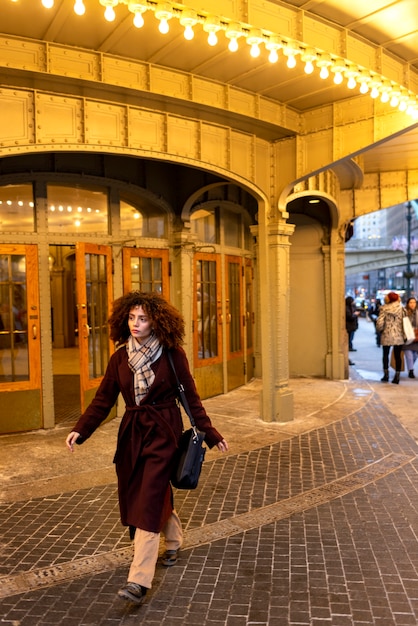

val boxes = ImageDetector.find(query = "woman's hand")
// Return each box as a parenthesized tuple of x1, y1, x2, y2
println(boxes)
(66, 431, 81, 452)
(216, 439, 228, 452)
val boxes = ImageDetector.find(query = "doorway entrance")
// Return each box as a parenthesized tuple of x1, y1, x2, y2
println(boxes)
(50, 243, 115, 423)
(50, 245, 80, 425)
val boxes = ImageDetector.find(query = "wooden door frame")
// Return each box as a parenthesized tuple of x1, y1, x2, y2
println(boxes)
(193, 252, 222, 368)
(0, 244, 41, 392)
(75, 243, 113, 410)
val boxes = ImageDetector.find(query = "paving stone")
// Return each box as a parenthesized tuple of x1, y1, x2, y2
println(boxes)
(1, 389, 418, 625)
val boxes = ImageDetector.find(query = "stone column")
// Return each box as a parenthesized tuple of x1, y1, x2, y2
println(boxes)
(259, 219, 295, 422)
(171, 221, 196, 365)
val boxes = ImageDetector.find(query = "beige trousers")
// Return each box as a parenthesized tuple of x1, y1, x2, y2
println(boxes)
(128, 509, 183, 589)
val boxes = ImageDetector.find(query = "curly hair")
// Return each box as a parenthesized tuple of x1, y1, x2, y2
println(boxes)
(108, 291, 185, 348)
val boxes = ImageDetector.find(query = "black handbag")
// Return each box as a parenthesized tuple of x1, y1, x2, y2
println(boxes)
(168, 351, 206, 490)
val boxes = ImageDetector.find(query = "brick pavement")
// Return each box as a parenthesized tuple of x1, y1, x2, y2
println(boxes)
(1, 381, 418, 626)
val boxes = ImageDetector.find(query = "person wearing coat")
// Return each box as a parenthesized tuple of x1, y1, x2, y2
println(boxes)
(375, 291, 405, 384)
(402, 297, 418, 378)
(345, 296, 359, 352)
(66, 292, 228, 605)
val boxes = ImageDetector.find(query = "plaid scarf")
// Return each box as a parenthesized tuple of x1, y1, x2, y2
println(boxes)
(127, 333, 162, 405)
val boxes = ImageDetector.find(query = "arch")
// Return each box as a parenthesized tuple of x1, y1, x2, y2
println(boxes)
(0, 84, 273, 199)
(285, 191, 339, 232)
(182, 182, 259, 225)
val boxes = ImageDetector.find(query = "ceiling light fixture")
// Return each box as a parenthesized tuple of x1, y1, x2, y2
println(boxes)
(331, 59, 346, 85)
(380, 81, 391, 103)
(265, 36, 281, 63)
(128, 2, 148, 28)
(99, 0, 118, 22)
(317, 54, 332, 79)
(246, 28, 263, 59)
(283, 44, 299, 69)
(180, 9, 197, 41)
(369, 79, 382, 99)
(74, 0, 86, 16)
(155, 2, 172, 34)
(389, 90, 401, 108)
(225, 22, 242, 53)
(358, 72, 371, 94)
(345, 66, 359, 89)
(203, 16, 221, 46)
(301, 48, 316, 75)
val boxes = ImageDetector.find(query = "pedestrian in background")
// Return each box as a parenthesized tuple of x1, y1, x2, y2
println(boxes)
(402, 296, 418, 378)
(345, 296, 359, 355)
(66, 292, 228, 605)
(368, 298, 382, 346)
(375, 291, 404, 384)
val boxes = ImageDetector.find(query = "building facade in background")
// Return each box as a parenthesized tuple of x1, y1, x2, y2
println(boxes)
(346, 201, 418, 301)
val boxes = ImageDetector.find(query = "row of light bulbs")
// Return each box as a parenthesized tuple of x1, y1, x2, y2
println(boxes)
(49, 205, 101, 213)
(12, 0, 418, 119)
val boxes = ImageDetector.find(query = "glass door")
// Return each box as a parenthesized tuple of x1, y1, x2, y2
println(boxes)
(76, 243, 114, 413)
(0, 244, 42, 433)
(225, 255, 245, 391)
(193, 252, 223, 397)
(245, 259, 255, 381)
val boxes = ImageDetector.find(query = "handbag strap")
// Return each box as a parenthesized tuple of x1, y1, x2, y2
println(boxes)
(167, 350, 197, 429)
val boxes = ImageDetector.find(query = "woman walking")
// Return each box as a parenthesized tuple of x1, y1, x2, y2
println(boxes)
(402, 296, 418, 378)
(375, 291, 405, 384)
(66, 292, 228, 605)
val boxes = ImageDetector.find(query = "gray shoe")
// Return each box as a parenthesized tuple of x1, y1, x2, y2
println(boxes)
(118, 582, 147, 605)
(161, 549, 179, 567)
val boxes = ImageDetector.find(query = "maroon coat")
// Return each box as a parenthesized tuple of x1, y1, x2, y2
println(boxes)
(71, 346, 223, 533)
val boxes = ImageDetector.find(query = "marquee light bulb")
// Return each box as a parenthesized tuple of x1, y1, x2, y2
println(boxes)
(207, 31, 218, 46)
(347, 76, 357, 89)
(180, 11, 197, 40)
(104, 5, 115, 21)
(304, 60, 314, 74)
(133, 12, 144, 27)
(359, 80, 369, 94)
(286, 53, 296, 69)
(74, 0, 85, 15)
(250, 43, 260, 58)
(184, 24, 194, 40)
(155, 3, 173, 34)
(226, 23, 242, 53)
(266, 37, 281, 64)
(203, 17, 221, 47)
(42, 0, 54, 8)
(268, 48, 278, 63)
(159, 18, 169, 34)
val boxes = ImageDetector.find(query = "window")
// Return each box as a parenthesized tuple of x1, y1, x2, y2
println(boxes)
(224, 209, 242, 248)
(0, 184, 34, 232)
(120, 200, 166, 238)
(47, 185, 108, 233)
(191, 208, 218, 244)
